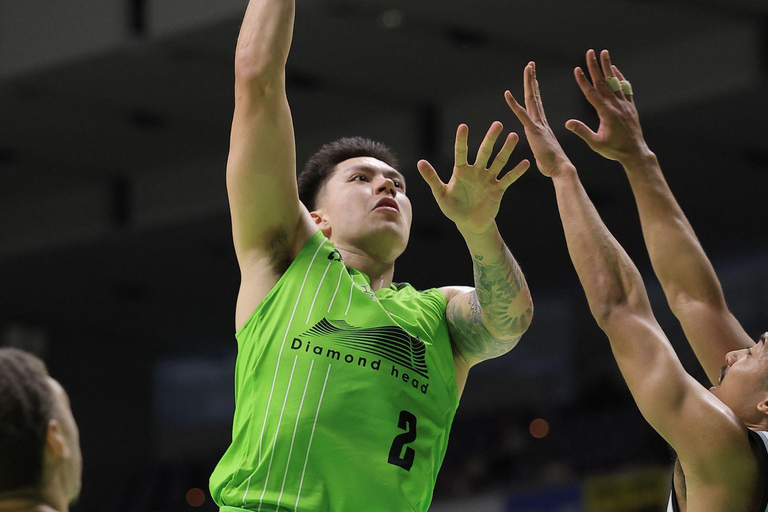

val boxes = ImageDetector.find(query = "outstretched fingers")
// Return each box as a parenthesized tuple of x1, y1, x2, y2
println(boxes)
(613, 64, 634, 104)
(565, 118, 599, 147)
(505, 90, 533, 127)
(586, 49, 617, 100)
(574, 66, 605, 112)
(530, 62, 549, 124)
(474, 121, 504, 168)
(488, 132, 519, 176)
(601, 50, 626, 101)
(417, 159, 445, 196)
(455, 124, 469, 167)
(523, 62, 545, 124)
(498, 159, 530, 190)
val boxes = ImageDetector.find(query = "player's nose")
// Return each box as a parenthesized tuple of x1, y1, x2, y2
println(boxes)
(725, 348, 748, 366)
(376, 176, 397, 196)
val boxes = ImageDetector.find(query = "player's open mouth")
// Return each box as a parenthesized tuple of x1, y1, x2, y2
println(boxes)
(374, 198, 399, 213)
(719, 365, 728, 384)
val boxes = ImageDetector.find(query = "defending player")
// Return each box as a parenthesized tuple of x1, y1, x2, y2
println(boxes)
(563, 48, 767, 511)
(209, 1, 533, 511)
(506, 57, 768, 512)
(0, 348, 82, 512)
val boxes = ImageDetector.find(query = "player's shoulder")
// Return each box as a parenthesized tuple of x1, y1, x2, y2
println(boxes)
(387, 282, 446, 306)
(438, 285, 473, 303)
(679, 406, 756, 482)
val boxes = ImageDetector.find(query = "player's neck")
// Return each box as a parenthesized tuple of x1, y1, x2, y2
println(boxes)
(336, 247, 395, 290)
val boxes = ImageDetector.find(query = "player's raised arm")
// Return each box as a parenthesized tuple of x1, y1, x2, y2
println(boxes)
(228, 0, 314, 330)
(505, 63, 752, 464)
(417, 123, 533, 370)
(565, 49, 753, 385)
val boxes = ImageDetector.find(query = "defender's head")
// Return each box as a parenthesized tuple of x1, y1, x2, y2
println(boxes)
(298, 137, 412, 262)
(712, 333, 768, 427)
(0, 348, 81, 509)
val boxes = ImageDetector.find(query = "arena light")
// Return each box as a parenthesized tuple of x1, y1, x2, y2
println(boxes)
(529, 418, 549, 439)
(378, 9, 403, 29)
(186, 488, 206, 507)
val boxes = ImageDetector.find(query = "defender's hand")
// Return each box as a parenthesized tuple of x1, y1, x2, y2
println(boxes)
(505, 62, 572, 178)
(417, 122, 529, 235)
(565, 49, 650, 165)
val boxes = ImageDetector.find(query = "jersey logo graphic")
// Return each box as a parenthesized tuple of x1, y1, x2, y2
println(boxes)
(327, 249, 343, 262)
(300, 318, 429, 379)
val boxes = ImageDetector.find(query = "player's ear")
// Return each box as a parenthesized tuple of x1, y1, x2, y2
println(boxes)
(757, 396, 768, 418)
(310, 210, 332, 238)
(46, 419, 69, 458)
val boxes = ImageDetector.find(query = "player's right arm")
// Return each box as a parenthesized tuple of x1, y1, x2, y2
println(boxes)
(565, 49, 753, 385)
(228, 0, 315, 331)
(507, 61, 755, 475)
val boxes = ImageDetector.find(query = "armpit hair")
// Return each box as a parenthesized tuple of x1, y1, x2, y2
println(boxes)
(264, 228, 293, 275)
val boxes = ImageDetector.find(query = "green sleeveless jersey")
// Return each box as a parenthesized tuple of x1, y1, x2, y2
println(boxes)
(210, 230, 459, 512)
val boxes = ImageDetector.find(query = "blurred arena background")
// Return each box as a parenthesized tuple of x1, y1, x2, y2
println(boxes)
(1, 0, 768, 510)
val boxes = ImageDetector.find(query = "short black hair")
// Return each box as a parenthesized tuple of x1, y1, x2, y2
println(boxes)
(298, 137, 398, 210)
(0, 348, 54, 493)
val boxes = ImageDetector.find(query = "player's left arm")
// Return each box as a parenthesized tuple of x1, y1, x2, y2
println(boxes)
(418, 123, 534, 367)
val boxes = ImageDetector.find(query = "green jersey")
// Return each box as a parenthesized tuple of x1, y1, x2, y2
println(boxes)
(210, 230, 459, 511)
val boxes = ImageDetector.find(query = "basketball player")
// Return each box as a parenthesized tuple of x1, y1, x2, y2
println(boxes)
(209, 1, 533, 511)
(0, 348, 81, 512)
(505, 53, 768, 512)
(566, 48, 768, 511)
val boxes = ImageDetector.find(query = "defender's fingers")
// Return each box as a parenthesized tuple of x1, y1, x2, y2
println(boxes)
(454, 124, 469, 167)
(601, 50, 626, 101)
(505, 90, 533, 127)
(574, 67, 606, 112)
(498, 159, 530, 190)
(586, 49, 615, 99)
(489, 132, 519, 175)
(613, 65, 634, 103)
(523, 63, 543, 124)
(600, 50, 615, 78)
(531, 62, 549, 123)
(585, 49, 604, 87)
(474, 121, 504, 168)
(416, 159, 446, 195)
(565, 119, 599, 147)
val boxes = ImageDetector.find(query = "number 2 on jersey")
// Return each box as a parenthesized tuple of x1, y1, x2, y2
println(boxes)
(388, 410, 417, 471)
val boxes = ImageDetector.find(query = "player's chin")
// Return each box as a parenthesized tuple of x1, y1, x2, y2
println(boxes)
(371, 225, 410, 253)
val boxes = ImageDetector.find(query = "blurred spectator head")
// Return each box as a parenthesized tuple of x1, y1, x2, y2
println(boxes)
(0, 348, 81, 509)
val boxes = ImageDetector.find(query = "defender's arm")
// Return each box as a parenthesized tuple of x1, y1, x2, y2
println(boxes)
(566, 49, 753, 385)
(553, 165, 750, 465)
(508, 61, 752, 471)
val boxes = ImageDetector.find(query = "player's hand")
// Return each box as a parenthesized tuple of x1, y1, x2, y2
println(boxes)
(417, 122, 529, 235)
(505, 62, 573, 178)
(565, 49, 650, 165)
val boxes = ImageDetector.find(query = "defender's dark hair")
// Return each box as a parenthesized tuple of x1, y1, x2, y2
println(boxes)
(0, 348, 54, 493)
(298, 137, 398, 210)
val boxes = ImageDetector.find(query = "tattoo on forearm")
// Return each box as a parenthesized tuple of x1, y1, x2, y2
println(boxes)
(448, 245, 532, 361)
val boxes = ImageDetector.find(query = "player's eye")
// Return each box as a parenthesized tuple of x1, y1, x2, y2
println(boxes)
(352, 174, 368, 182)
(393, 180, 402, 188)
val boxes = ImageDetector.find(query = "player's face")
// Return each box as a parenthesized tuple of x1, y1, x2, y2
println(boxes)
(48, 378, 82, 504)
(711, 333, 768, 420)
(313, 157, 412, 260)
